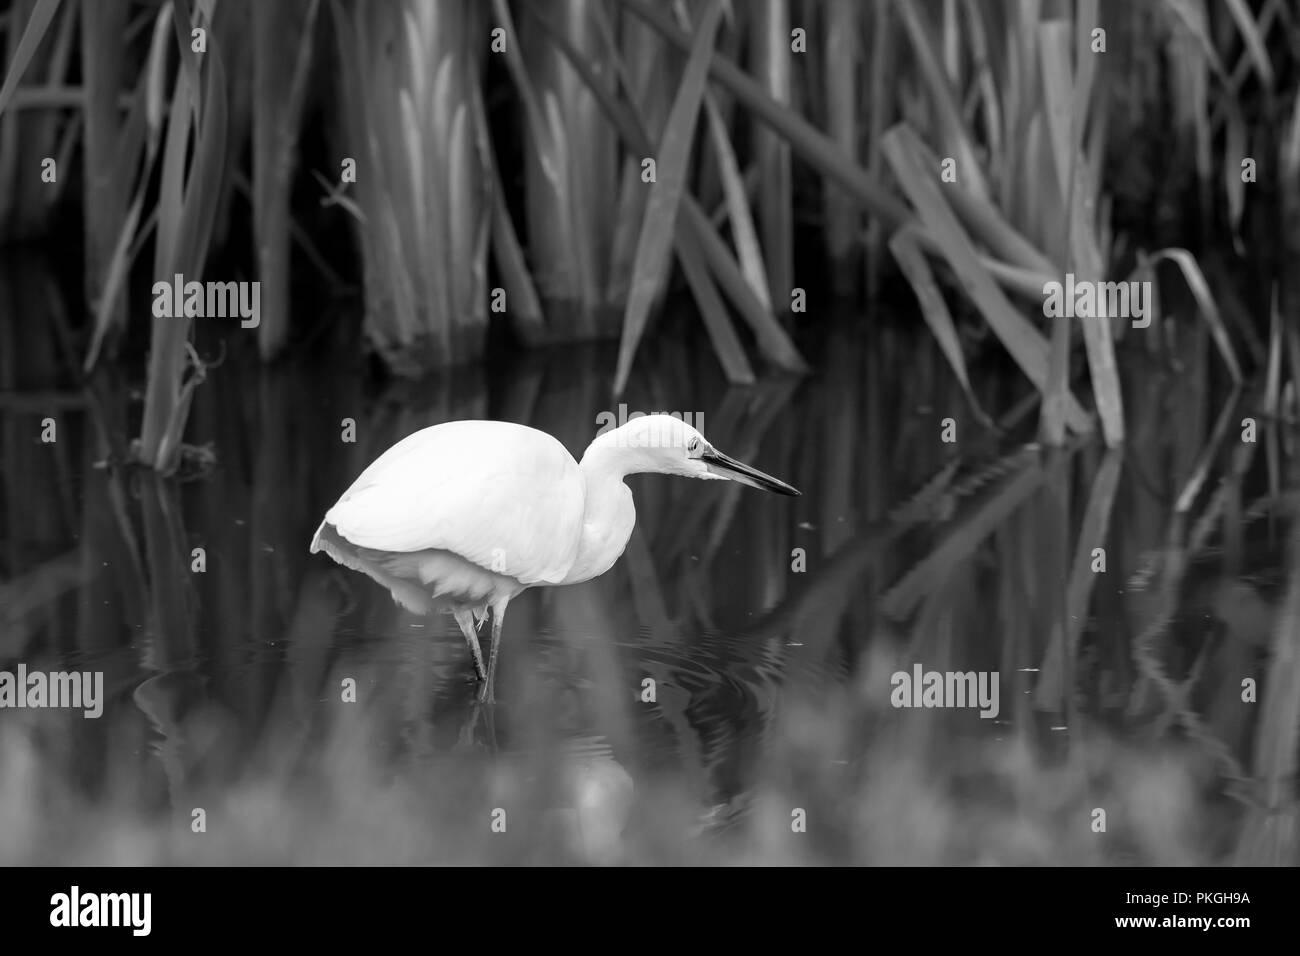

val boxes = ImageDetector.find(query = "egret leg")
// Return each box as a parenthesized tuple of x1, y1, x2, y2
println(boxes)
(478, 599, 509, 704)
(452, 608, 487, 682)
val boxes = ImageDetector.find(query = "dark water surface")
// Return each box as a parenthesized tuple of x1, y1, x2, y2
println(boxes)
(2, 257, 1297, 864)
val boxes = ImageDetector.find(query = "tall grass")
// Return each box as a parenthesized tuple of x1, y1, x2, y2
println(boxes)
(0, 0, 75, 241)
(610, 0, 721, 394)
(821, 0, 861, 287)
(749, 0, 794, 308)
(79, 0, 130, 359)
(137, 0, 228, 473)
(0, 0, 1296, 455)
(332, 0, 491, 373)
(505, 0, 629, 340)
(252, 0, 319, 360)
(522, 0, 807, 384)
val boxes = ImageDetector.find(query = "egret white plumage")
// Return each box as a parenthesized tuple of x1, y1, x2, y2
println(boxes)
(310, 414, 799, 701)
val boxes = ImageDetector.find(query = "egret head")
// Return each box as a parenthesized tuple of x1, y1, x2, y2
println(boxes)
(586, 413, 800, 495)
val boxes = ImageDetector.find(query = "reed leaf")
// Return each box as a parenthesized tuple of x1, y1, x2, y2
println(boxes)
(881, 447, 1048, 620)
(1037, 21, 1073, 209)
(612, 0, 722, 394)
(528, 1, 805, 374)
(1248, 514, 1300, 817)
(84, 5, 167, 371)
(1174, 387, 1242, 514)
(898, 131, 1057, 280)
(1146, 248, 1243, 383)
(1223, 0, 1275, 90)
(882, 123, 1090, 434)
(614, 0, 911, 230)
(252, 0, 319, 360)
(0, 0, 61, 116)
(888, 228, 989, 426)
(676, 225, 756, 384)
(1265, 285, 1282, 418)
(527, 4, 805, 373)
(701, 92, 770, 312)
(333, 0, 490, 369)
(822, 0, 859, 270)
(680, 198, 806, 372)
(139, 24, 228, 473)
(891, 0, 990, 203)
(751, 0, 793, 305)
(80, 0, 129, 357)
(1034, 448, 1122, 708)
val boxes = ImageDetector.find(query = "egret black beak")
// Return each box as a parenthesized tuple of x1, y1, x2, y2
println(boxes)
(701, 448, 801, 496)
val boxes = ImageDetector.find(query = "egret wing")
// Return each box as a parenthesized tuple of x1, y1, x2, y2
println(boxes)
(321, 421, 585, 585)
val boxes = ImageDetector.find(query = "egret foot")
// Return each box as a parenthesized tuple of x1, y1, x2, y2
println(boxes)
(453, 608, 487, 682)
(476, 599, 508, 704)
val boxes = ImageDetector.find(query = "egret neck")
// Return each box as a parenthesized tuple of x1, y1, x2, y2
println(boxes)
(563, 440, 637, 586)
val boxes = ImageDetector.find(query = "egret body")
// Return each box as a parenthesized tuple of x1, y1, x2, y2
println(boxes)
(310, 414, 798, 701)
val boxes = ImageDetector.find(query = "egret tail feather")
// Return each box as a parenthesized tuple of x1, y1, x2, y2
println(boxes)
(311, 522, 434, 616)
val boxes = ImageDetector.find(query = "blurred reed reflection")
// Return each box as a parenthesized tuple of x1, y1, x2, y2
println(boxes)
(0, 257, 1297, 864)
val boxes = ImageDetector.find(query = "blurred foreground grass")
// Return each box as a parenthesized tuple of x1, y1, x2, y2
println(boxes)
(0, 646, 1266, 866)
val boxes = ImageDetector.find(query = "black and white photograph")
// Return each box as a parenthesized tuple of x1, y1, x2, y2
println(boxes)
(0, 0, 1294, 915)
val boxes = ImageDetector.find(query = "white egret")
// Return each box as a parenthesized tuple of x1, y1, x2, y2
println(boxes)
(310, 414, 799, 701)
